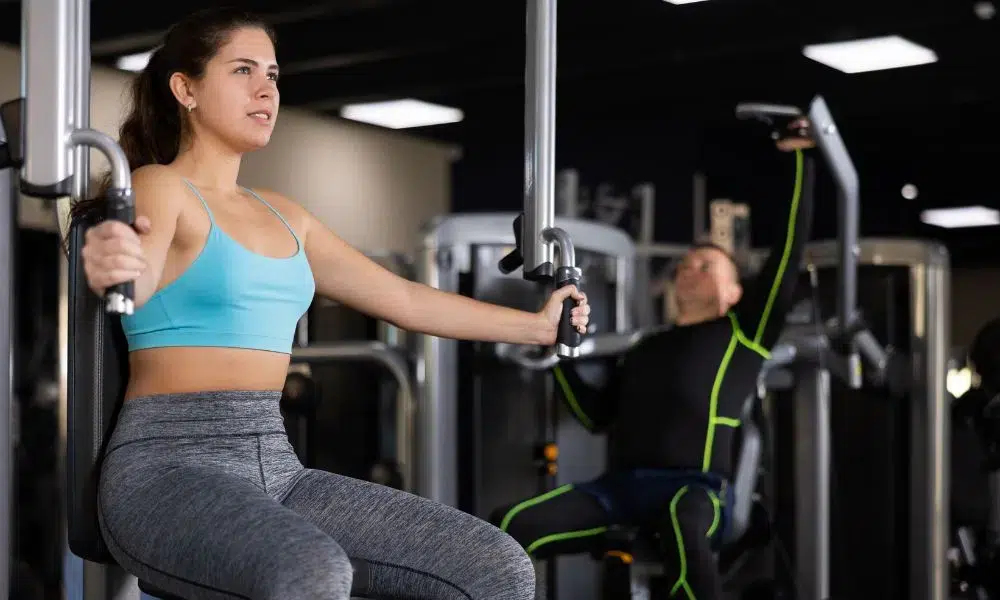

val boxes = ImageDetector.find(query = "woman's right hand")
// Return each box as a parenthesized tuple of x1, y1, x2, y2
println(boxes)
(81, 216, 152, 297)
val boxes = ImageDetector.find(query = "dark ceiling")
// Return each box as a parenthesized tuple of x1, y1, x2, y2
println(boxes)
(0, 0, 998, 265)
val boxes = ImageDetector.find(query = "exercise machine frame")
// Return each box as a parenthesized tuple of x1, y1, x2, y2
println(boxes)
(413, 213, 637, 506)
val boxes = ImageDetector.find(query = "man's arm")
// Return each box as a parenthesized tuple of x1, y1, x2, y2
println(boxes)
(734, 149, 816, 349)
(551, 357, 623, 433)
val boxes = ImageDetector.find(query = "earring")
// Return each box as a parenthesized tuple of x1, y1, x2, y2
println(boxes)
(187, 104, 194, 113)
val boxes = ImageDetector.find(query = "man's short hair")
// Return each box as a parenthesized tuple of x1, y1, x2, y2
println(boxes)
(675, 242, 742, 281)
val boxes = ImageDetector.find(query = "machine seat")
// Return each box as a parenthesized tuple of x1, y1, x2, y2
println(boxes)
(138, 558, 375, 599)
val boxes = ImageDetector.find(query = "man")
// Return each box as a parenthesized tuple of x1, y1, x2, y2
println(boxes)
(489, 144, 814, 600)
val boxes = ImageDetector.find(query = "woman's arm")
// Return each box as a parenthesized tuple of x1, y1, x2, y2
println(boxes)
(301, 211, 586, 345)
(81, 164, 184, 308)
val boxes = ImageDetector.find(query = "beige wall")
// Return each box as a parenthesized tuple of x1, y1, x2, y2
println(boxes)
(951, 267, 1000, 349)
(0, 43, 457, 252)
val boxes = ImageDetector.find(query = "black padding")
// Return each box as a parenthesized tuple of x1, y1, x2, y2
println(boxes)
(350, 557, 373, 597)
(137, 581, 186, 600)
(66, 216, 129, 563)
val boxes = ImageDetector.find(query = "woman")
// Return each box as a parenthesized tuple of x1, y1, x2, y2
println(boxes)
(77, 8, 590, 600)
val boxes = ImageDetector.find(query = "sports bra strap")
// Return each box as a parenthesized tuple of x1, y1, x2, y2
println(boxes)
(182, 179, 215, 224)
(242, 186, 300, 245)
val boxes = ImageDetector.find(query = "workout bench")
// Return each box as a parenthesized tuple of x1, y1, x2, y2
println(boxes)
(66, 218, 376, 600)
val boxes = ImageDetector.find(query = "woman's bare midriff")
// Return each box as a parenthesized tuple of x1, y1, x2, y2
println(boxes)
(125, 347, 292, 400)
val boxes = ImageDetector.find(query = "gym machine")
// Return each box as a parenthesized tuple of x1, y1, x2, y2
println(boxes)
(413, 213, 635, 598)
(736, 97, 949, 600)
(288, 334, 417, 492)
(412, 0, 612, 509)
(0, 0, 380, 599)
(0, 73, 14, 600)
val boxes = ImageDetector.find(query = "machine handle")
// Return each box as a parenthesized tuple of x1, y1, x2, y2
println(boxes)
(103, 187, 136, 315)
(498, 213, 526, 274)
(554, 265, 582, 357)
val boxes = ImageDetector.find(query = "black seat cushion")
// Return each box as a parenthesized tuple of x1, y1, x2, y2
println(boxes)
(137, 581, 184, 600)
(137, 558, 376, 599)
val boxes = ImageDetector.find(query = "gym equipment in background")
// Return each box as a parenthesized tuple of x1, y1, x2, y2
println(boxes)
(413, 213, 635, 599)
(735, 97, 948, 600)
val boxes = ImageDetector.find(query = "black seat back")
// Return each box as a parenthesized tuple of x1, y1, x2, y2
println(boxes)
(66, 217, 129, 563)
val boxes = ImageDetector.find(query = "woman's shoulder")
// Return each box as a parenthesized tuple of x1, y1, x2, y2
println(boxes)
(130, 165, 193, 213)
(245, 186, 311, 232)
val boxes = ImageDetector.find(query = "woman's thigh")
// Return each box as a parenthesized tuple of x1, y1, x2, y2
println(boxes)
(281, 469, 535, 600)
(99, 462, 352, 600)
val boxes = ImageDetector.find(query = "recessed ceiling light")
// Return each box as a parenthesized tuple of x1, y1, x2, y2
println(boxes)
(340, 99, 464, 129)
(920, 205, 1000, 229)
(901, 183, 919, 200)
(663, 0, 711, 4)
(802, 35, 938, 74)
(115, 50, 154, 72)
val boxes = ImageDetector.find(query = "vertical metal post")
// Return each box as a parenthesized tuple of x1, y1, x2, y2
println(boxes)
(794, 367, 831, 600)
(808, 96, 858, 338)
(0, 110, 15, 600)
(634, 183, 655, 246)
(556, 169, 578, 218)
(21, 0, 75, 197)
(522, 0, 556, 280)
(692, 172, 707, 242)
(909, 251, 950, 600)
(413, 242, 459, 506)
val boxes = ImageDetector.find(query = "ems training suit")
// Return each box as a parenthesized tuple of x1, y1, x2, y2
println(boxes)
(489, 150, 814, 600)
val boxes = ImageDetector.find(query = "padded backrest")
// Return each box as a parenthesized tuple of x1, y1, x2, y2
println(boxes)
(66, 216, 129, 563)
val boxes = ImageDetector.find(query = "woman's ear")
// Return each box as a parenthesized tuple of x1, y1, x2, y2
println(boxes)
(168, 72, 196, 111)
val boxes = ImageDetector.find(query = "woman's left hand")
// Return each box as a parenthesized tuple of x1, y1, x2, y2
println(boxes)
(538, 285, 590, 345)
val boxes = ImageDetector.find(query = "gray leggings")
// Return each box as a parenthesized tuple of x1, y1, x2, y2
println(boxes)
(97, 391, 535, 600)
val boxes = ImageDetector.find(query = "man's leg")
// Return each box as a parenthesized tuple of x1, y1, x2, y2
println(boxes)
(654, 485, 725, 600)
(488, 484, 613, 559)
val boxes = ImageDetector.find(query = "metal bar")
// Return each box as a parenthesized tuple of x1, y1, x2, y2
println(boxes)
(808, 96, 858, 338)
(556, 169, 579, 218)
(635, 183, 655, 246)
(910, 255, 950, 600)
(21, 0, 74, 198)
(291, 342, 416, 493)
(794, 367, 831, 600)
(693, 172, 707, 241)
(68, 130, 130, 192)
(412, 242, 456, 505)
(522, 0, 556, 279)
(0, 111, 14, 600)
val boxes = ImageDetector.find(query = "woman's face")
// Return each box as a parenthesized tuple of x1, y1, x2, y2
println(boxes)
(176, 26, 280, 153)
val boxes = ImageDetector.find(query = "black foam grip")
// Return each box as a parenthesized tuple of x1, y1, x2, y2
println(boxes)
(555, 266, 582, 349)
(558, 294, 581, 348)
(103, 187, 136, 312)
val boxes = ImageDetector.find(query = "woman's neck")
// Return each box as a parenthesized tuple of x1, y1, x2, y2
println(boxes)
(171, 135, 243, 192)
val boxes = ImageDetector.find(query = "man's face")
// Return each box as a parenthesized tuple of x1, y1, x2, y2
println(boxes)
(674, 246, 742, 313)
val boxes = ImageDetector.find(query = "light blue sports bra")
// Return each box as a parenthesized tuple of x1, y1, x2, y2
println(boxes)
(120, 180, 315, 355)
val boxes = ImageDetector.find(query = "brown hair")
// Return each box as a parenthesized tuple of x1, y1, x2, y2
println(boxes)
(69, 7, 275, 226)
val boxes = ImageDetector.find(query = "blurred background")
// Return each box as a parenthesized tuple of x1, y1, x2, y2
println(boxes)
(1, 0, 999, 598)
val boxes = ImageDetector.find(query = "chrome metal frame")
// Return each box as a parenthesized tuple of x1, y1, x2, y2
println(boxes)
(291, 342, 417, 493)
(803, 238, 950, 600)
(413, 212, 636, 507)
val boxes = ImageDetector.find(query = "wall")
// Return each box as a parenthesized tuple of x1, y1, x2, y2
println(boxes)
(0, 44, 457, 252)
(951, 267, 1000, 349)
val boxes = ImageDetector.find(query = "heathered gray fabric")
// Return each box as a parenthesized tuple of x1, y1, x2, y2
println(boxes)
(98, 391, 535, 600)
